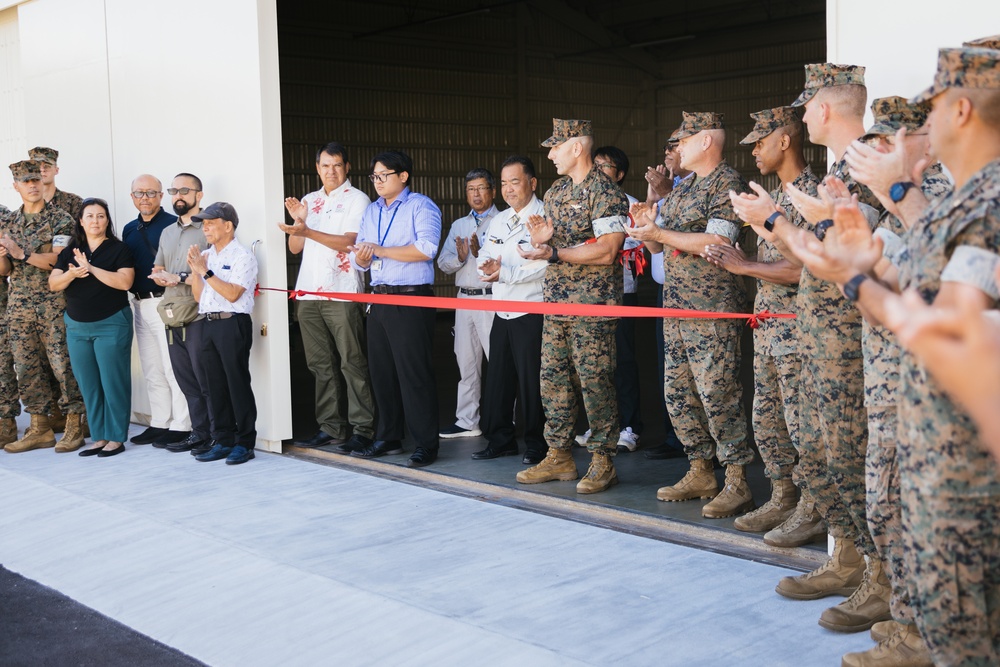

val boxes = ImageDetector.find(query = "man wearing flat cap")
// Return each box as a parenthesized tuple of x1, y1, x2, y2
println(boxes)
(185, 202, 259, 466)
(630, 111, 756, 519)
(783, 45, 1000, 667)
(515, 118, 628, 494)
(0, 160, 86, 453)
(705, 106, 818, 541)
(28, 147, 83, 221)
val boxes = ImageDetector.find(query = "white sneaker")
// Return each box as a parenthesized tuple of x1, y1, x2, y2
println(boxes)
(617, 427, 639, 452)
(574, 429, 591, 446)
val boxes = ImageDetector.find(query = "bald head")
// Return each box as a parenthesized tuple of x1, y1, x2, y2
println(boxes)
(131, 174, 162, 191)
(130, 173, 164, 219)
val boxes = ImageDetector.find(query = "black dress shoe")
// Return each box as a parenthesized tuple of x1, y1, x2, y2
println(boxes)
(350, 440, 403, 459)
(522, 450, 547, 465)
(153, 430, 191, 448)
(334, 434, 373, 455)
(294, 431, 346, 448)
(167, 434, 208, 453)
(97, 443, 125, 457)
(130, 427, 167, 445)
(472, 444, 518, 460)
(406, 447, 437, 468)
(190, 440, 216, 456)
(79, 445, 104, 457)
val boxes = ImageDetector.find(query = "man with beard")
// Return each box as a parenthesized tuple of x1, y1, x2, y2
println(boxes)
(122, 174, 189, 446)
(150, 173, 213, 455)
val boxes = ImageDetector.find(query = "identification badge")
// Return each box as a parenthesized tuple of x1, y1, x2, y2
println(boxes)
(371, 259, 383, 271)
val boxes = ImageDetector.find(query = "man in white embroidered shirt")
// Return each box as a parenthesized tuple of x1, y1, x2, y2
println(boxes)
(282, 142, 376, 453)
(186, 202, 259, 465)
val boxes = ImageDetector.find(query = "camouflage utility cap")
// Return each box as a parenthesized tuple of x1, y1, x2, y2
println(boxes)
(964, 35, 1000, 50)
(27, 147, 58, 165)
(862, 96, 930, 141)
(673, 111, 724, 140)
(541, 118, 592, 147)
(740, 106, 802, 144)
(912, 47, 1000, 103)
(791, 63, 866, 107)
(9, 160, 42, 182)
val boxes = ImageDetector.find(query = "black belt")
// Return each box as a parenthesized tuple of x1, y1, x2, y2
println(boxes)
(458, 287, 492, 296)
(205, 312, 234, 320)
(133, 291, 164, 300)
(371, 284, 431, 295)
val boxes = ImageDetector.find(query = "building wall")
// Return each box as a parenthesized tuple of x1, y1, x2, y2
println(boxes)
(2, 0, 290, 450)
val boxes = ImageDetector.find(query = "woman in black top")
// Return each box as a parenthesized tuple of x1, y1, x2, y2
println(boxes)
(50, 198, 135, 457)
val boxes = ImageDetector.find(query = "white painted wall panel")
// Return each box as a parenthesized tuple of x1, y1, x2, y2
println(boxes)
(0, 6, 24, 208)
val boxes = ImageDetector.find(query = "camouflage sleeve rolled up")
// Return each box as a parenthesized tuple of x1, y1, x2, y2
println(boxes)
(542, 167, 628, 312)
(659, 161, 749, 313)
(7, 206, 75, 304)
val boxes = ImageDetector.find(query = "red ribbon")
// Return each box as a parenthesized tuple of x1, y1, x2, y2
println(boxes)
(256, 286, 794, 325)
(619, 247, 647, 276)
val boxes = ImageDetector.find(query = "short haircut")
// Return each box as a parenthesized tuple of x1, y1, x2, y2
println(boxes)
(592, 145, 630, 179)
(705, 128, 726, 148)
(316, 142, 349, 164)
(963, 88, 1000, 131)
(818, 84, 867, 118)
(370, 150, 413, 179)
(500, 155, 536, 180)
(465, 167, 495, 189)
(174, 172, 203, 191)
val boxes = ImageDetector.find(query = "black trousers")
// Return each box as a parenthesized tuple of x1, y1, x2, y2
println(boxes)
(199, 314, 256, 448)
(166, 318, 213, 440)
(481, 313, 546, 455)
(366, 292, 439, 452)
(615, 291, 643, 433)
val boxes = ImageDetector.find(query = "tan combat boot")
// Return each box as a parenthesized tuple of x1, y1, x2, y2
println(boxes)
(870, 620, 905, 643)
(820, 557, 892, 632)
(516, 447, 578, 484)
(55, 414, 86, 453)
(734, 478, 799, 532)
(776, 536, 865, 600)
(0, 418, 17, 447)
(50, 404, 66, 433)
(656, 458, 717, 501)
(4, 414, 56, 453)
(702, 464, 755, 518)
(841, 623, 933, 667)
(576, 452, 618, 494)
(763, 493, 828, 547)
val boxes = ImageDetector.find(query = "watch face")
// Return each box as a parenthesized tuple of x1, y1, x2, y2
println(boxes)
(890, 182, 910, 203)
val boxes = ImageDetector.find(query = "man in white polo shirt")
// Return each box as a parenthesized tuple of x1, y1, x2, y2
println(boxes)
(281, 142, 375, 454)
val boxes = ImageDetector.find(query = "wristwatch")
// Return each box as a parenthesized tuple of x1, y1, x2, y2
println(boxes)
(203, 269, 215, 280)
(548, 247, 560, 263)
(843, 274, 868, 302)
(764, 211, 783, 232)
(21, 250, 32, 262)
(814, 219, 834, 242)
(178, 271, 190, 284)
(889, 181, 916, 203)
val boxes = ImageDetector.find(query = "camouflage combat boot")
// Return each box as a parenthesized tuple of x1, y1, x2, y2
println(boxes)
(819, 557, 892, 632)
(0, 418, 17, 447)
(702, 464, 755, 518)
(870, 620, 905, 643)
(516, 447, 578, 484)
(4, 414, 56, 453)
(763, 493, 827, 547)
(55, 414, 86, 453)
(734, 478, 799, 532)
(576, 451, 618, 494)
(841, 623, 933, 667)
(656, 458, 717, 501)
(775, 536, 865, 600)
(50, 404, 66, 434)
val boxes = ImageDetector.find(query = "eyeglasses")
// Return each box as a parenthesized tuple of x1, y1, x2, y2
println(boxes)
(131, 190, 161, 199)
(167, 187, 201, 196)
(594, 162, 617, 172)
(466, 185, 491, 193)
(369, 172, 397, 183)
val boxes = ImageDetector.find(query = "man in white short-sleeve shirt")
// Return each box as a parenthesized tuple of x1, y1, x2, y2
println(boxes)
(281, 142, 376, 453)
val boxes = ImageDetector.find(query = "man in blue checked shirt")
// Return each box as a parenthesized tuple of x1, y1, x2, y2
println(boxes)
(348, 150, 443, 468)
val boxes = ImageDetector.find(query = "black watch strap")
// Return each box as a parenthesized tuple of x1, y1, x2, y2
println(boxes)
(889, 181, 916, 203)
(814, 219, 834, 241)
(764, 211, 782, 232)
(843, 274, 868, 302)
(547, 247, 559, 263)
(203, 269, 215, 280)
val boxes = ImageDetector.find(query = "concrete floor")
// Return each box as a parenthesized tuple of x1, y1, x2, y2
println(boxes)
(0, 414, 875, 667)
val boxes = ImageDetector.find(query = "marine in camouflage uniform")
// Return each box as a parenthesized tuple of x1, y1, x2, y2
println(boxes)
(515, 118, 628, 494)
(888, 47, 1000, 667)
(1, 160, 85, 454)
(29, 146, 83, 221)
(639, 111, 755, 519)
(854, 98, 953, 645)
(0, 203, 19, 445)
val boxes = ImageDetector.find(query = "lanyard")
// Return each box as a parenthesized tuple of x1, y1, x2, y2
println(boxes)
(377, 205, 400, 247)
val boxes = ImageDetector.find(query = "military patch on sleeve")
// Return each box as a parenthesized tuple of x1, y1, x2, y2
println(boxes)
(940, 245, 1000, 300)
